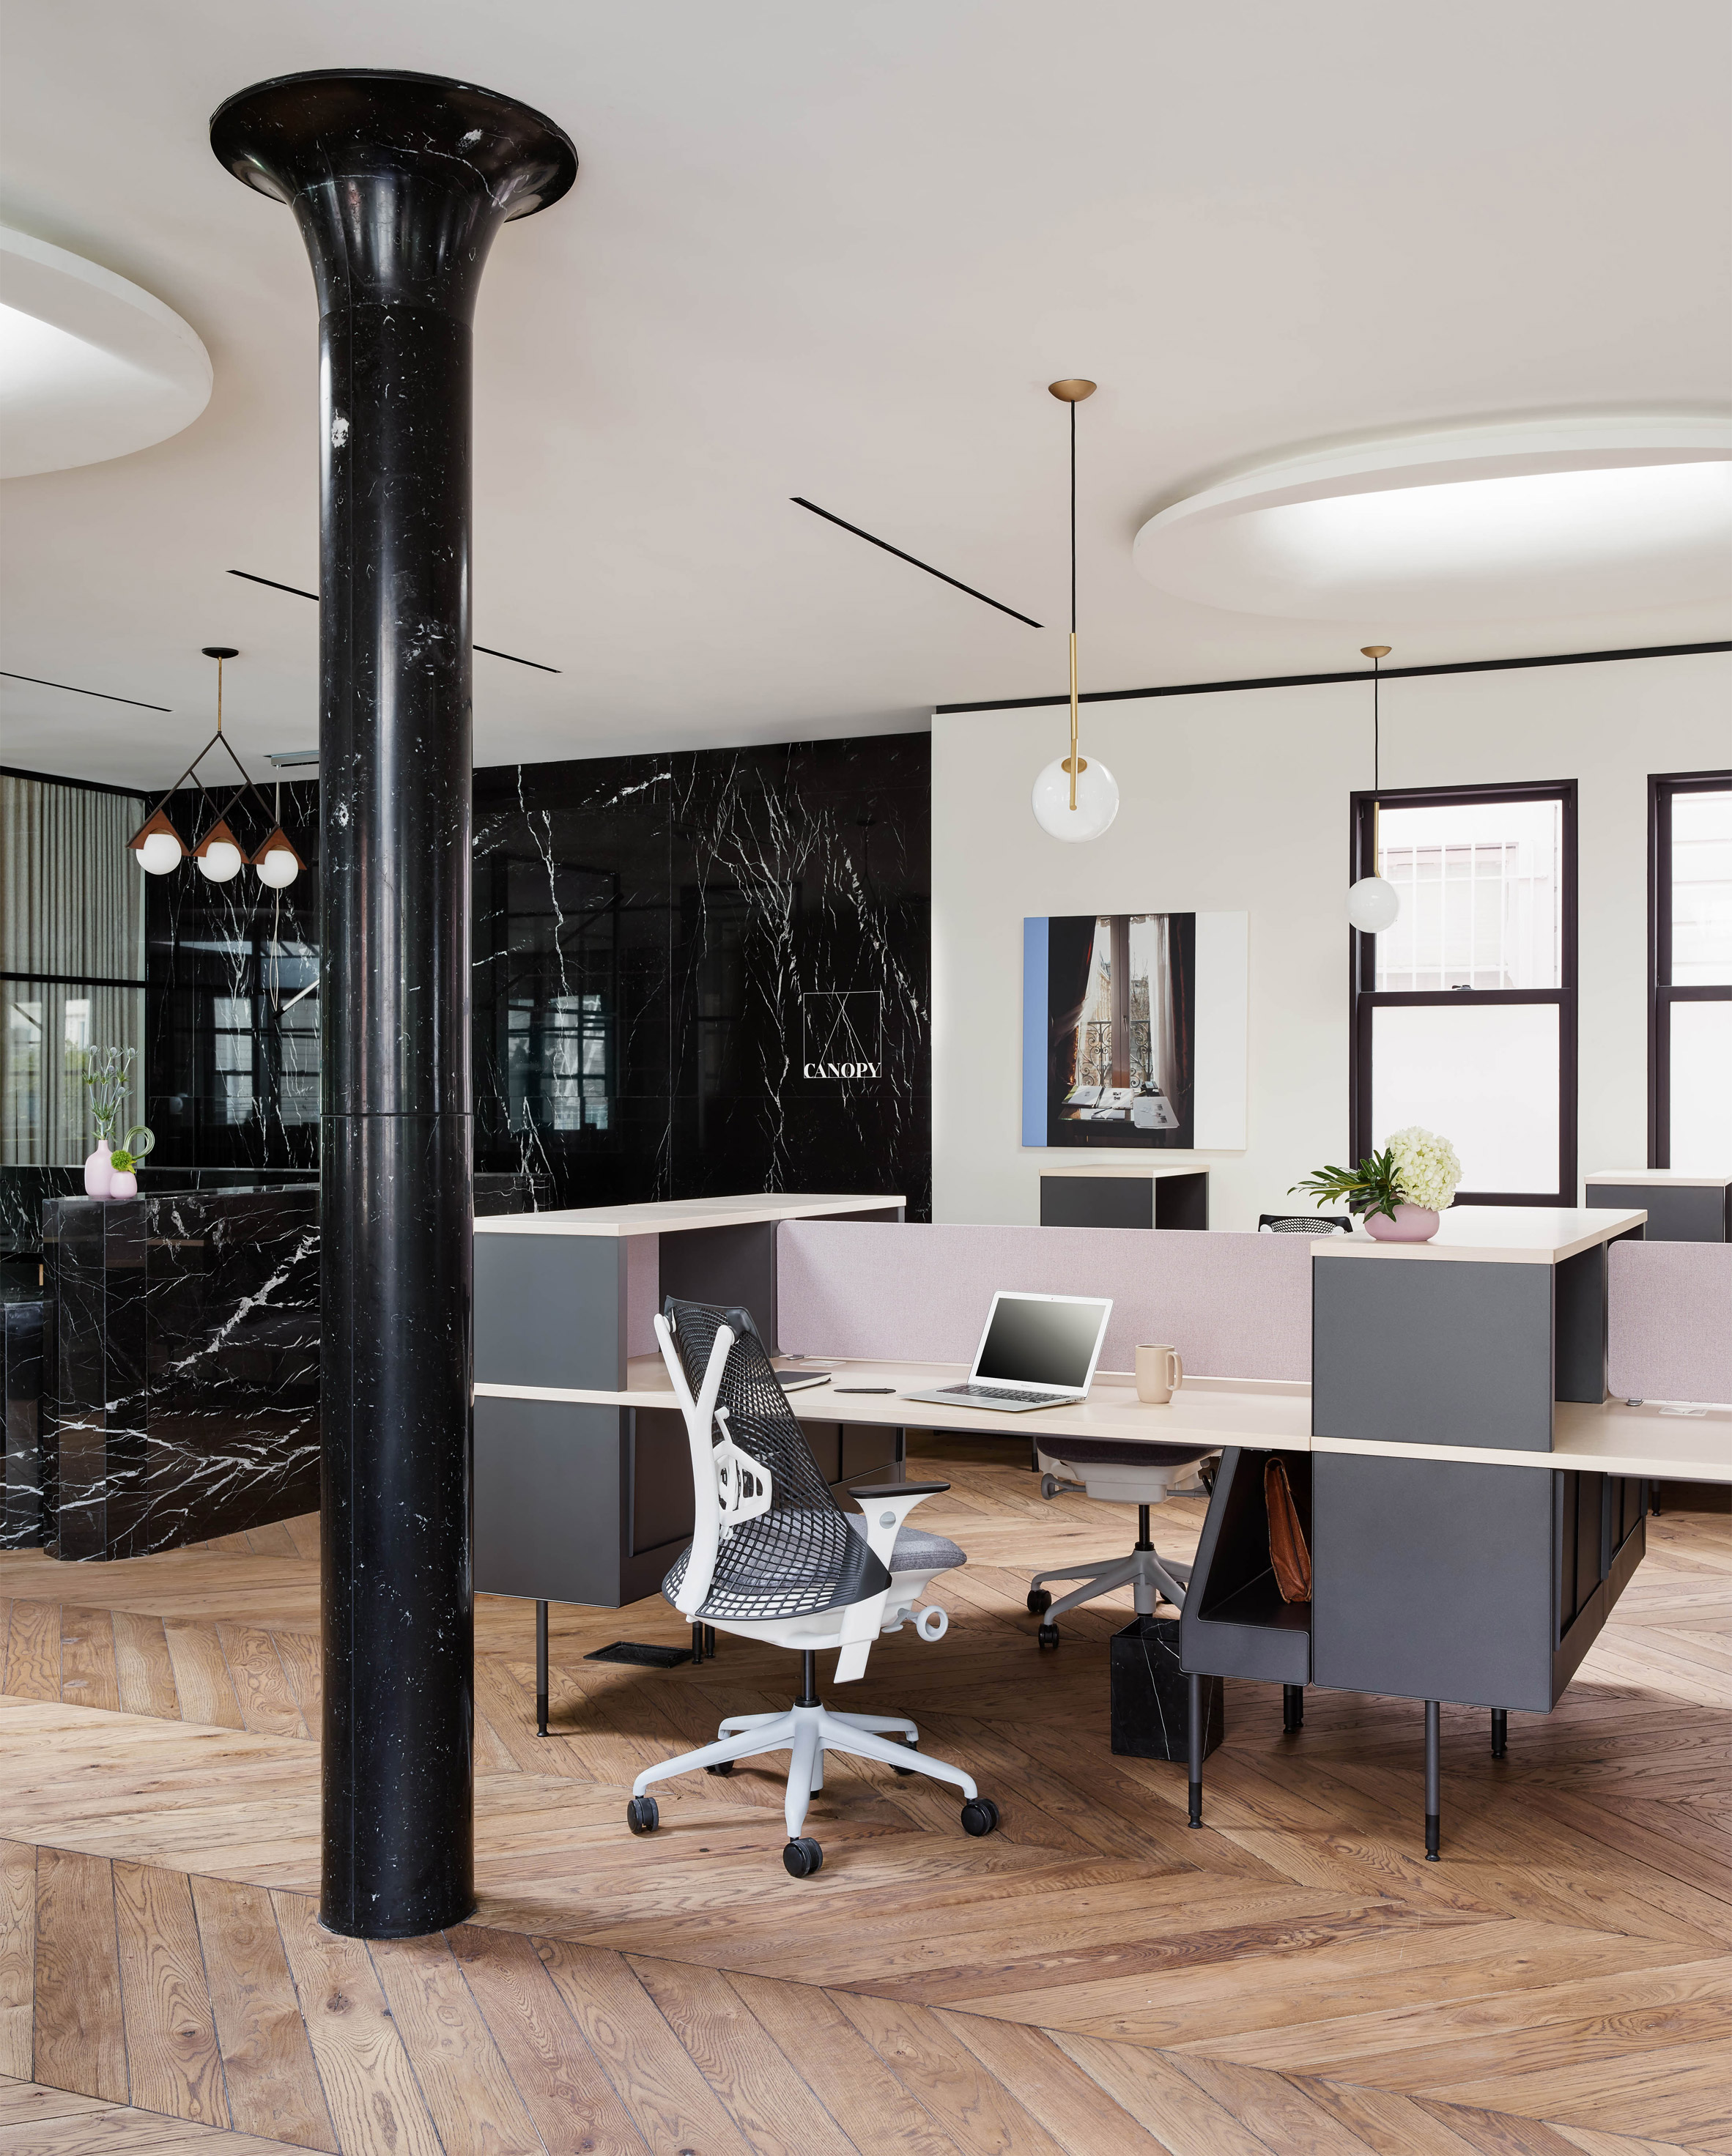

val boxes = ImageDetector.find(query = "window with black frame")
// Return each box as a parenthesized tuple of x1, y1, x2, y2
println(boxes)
(1649, 769, 1732, 1170)
(1350, 780, 1577, 1205)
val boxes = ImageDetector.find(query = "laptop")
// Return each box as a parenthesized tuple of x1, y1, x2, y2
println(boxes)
(900, 1291, 1113, 1414)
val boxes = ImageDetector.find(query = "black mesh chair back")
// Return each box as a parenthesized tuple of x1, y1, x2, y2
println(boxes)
(660, 1295, 891, 1623)
(1258, 1213, 1352, 1234)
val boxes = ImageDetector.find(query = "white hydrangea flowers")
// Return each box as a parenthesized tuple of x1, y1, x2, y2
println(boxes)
(1387, 1126, 1462, 1212)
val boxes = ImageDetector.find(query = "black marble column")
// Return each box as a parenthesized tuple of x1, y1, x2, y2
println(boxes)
(210, 72, 576, 1939)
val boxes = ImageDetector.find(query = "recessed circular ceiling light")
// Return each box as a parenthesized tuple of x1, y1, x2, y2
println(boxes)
(0, 227, 212, 478)
(1133, 414, 1732, 623)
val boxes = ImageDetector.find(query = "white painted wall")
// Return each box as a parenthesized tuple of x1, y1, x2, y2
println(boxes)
(932, 649, 1730, 1230)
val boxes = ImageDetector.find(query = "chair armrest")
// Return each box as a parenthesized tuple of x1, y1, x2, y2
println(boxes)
(848, 1481, 948, 1569)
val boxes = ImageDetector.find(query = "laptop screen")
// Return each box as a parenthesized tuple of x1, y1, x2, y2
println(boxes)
(974, 1294, 1110, 1390)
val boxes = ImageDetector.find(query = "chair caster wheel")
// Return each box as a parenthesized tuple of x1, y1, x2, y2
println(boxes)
(894, 1739, 919, 1777)
(705, 1760, 735, 1776)
(1037, 1623, 1059, 1650)
(1026, 1588, 1051, 1615)
(626, 1796, 659, 1835)
(782, 1837, 824, 1878)
(1039, 1473, 1060, 1500)
(961, 1796, 1000, 1837)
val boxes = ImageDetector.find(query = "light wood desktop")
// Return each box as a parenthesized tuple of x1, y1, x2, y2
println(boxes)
(475, 1359, 1731, 1483)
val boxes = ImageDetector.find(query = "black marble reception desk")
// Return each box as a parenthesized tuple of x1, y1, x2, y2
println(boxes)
(41, 1188, 320, 1561)
(1, 1279, 43, 1552)
(26, 1172, 541, 1562)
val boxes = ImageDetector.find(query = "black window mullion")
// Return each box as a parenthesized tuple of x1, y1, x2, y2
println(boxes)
(1350, 779, 1576, 1207)
(1648, 768, 1732, 1169)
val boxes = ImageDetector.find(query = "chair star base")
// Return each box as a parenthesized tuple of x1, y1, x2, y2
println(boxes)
(628, 1695, 985, 1845)
(1029, 1542, 1193, 1638)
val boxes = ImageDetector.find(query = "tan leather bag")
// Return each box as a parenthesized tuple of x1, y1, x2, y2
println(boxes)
(1265, 1458, 1312, 1604)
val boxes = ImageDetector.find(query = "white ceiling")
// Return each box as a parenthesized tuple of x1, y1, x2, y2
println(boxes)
(2, 0, 1728, 790)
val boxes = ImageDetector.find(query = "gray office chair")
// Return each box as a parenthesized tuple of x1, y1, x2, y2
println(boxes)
(626, 1296, 999, 1877)
(1258, 1212, 1352, 1233)
(1027, 1437, 1219, 1648)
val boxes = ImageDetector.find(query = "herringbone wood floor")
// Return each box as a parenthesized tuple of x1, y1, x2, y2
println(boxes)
(0, 1439, 1726, 2155)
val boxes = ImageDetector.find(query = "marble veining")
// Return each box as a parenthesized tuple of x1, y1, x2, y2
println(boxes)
(134, 742, 930, 1216)
(23, 1173, 539, 1560)
(144, 777, 321, 1173)
(40, 1189, 320, 1560)
(473, 734, 932, 1217)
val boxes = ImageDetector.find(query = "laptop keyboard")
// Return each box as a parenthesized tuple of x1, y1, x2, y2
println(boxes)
(933, 1383, 1073, 1405)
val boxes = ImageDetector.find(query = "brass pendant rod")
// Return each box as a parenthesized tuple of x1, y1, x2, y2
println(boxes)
(1372, 654, 1380, 875)
(1360, 644, 1391, 880)
(1069, 398, 1078, 811)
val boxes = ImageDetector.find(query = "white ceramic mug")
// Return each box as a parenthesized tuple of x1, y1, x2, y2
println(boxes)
(1136, 1343, 1183, 1405)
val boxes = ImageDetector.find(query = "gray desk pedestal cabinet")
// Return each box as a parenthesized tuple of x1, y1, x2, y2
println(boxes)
(1586, 1168, 1731, 1243)
(473, 1196, 906, 1725)
(1180, 1206, 1650, 1857)
(1038, 1165, 1209, 1231)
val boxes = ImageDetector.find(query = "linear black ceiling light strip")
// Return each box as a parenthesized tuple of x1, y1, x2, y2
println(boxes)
(0, 671, 172, 713)
(791, 499, 1043, 629)
(226, 569, 560, 673)
(933, 639, 1732, 714)
(1, 969, 150, 991)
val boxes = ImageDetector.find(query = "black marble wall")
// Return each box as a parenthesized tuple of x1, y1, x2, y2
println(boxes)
(144, 778, 321, 1171)
(473, 736, 931, 1217)
(132, 738, 932, 1215)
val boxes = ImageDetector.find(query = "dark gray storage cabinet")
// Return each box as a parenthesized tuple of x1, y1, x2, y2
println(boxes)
(473, 1206, 903, 1609)
(1310, 1453, 1646, 1710)
(1039, 1168, 1210, 1231)
(1180, 1447, 1310, 1686)
(1586, 1174, 1731, 1242)
(1183, 1447, 1647, 1714)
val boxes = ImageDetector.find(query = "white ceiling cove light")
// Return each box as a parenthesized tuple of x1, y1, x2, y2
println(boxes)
(1133, 414, 1732, 623)
(0, 226, 212, 478)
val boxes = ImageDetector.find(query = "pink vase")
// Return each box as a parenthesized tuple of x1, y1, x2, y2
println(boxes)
(83, 1140, 114, 1199)
(108, 1169, 139, 1201)
(1364, 1203, 1440, 1242)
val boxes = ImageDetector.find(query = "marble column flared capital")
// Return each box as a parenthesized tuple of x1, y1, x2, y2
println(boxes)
(210, 69, 577, 320)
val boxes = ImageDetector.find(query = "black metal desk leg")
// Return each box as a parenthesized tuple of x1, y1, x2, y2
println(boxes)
(1282, 1683, 1304, 1734)
(1188, 1672, 1204, 1827)
(1491, 1708, 1507, 1760)
(536, 1601, 549, 1737)
(1424, 1700, 1441, 1860)
(692, 1621, 706, 1664)
(703, 1624, 717, 1659)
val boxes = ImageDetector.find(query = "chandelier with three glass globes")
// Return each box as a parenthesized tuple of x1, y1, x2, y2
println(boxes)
(127, 647, 305, 889)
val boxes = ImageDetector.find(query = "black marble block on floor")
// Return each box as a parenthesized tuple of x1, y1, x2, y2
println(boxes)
(1110, 1614, 1225, 1762)
(42, 1188, 321, 1561)
(1, 1281, 44, 1551)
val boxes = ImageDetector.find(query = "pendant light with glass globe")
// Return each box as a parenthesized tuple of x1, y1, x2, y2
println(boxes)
(1031, 379, 1119, 842)
(1344, 645, 1400, 933)
(127, 648, 306, 889)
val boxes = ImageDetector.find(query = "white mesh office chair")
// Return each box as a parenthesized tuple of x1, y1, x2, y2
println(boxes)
(626, 1297, 1000, 1876)
(1026, 1438, 1219, 1648)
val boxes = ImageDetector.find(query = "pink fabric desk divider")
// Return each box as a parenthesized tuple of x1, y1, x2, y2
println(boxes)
(624, 1234, 661, 1360)
(1607, 1241, 1732, 1406)
(775, 1220, 1313, 1380)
